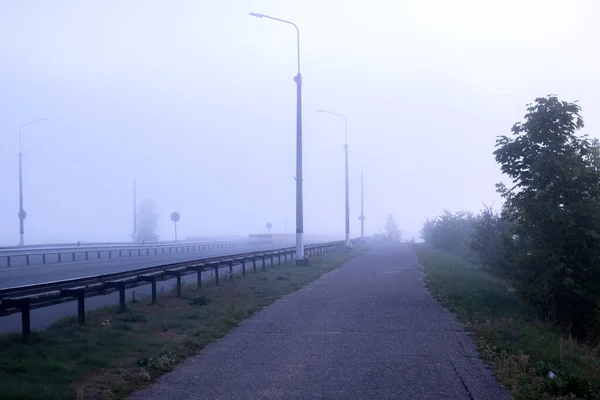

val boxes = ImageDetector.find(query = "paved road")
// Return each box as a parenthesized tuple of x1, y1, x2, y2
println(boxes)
(0, 242, 299, 333)
(129, 243, 512, 400)
(0, 242, 291, 289)
(0, 240, 246, 268)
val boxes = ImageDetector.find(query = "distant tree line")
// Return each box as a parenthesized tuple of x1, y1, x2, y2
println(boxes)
(421, 96, 600, 342)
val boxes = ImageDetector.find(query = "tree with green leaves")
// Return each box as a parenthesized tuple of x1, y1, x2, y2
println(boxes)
(420, 210, 476, 257)
(136, 198, 159, 242)
(494, 95, 600, 339)
(468, 205, 517, 280)
(384, 214, 402, 241)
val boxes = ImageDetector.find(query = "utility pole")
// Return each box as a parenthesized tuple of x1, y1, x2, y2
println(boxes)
(316, 109, 351, 249)
(249, 12, 306, 265)
(132, 179, 137, 241)
(18, 118, 46, 246)
(359, 156, 365, 240)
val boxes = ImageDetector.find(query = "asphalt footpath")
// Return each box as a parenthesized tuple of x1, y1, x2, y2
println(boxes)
(129, 243, 512, 400)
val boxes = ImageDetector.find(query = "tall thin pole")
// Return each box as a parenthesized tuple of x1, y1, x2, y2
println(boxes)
(17, 118, 46, 246)
(359, 156, 365, 240)
(295, 61, 304, 263)
(316, 110, 350, 248)
(18, 151, 24, 246)
(133, 179, 137, 241)
(249, 12, 305, 265)
(343, 120, 350, 248)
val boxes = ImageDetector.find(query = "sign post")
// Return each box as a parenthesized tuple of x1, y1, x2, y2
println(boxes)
(170, 212, 180, 242)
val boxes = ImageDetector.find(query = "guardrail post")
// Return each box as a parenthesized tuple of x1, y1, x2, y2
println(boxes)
(118, 282, 126, 312)
(3, 298, 31, 340)
(128, 249, 132, 257)
(119, 250, 122, 257)
(269, 253, 274, 266)
(25, 254, 30, 265)
(228, 261, 234, 281)
(252, 256, 257, 273)
(7, 256, 11, 267)
(278, 252, 281, 265)
(42, 253, 46, 264)
(58, 253, 62, 262)
(21, 297, 31, 340)
(139, 276, 157, 304)
(72, 252, 75, 261)
(151, 278, 157, 304)
(197, 268, 202, 289)
(214, 264, 220, 286)
(175, 272, 182, 297)
(262, 255, 266, 271)
(138, 249, 141, 256)
(21, 298, 31, 341)
(16, 297, 31, 341)
(64, 289, 86, 325)
(105, 282, 127, 312)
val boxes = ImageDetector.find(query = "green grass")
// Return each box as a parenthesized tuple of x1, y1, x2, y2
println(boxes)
(411, 243, 600, 400)
(0, 245, 367, 400)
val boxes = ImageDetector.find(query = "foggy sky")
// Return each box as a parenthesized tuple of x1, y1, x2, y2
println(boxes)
(1, 0, 599, 245)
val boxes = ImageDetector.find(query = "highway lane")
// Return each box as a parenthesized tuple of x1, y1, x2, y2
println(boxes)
(0, 240, 332, 334)
(0, 241, 296, 289)
(0, 251, 284, 333)
(0, 237, 246, 251)
(0, 239, 244, 254)
(0, 240, 246, 268)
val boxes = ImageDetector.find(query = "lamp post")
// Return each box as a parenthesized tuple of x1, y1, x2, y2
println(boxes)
(351, 152, 365, 241)
(359, 157, 365, 241)
(317, 110, 351, 249)
(18, 118, 46, 246)
(249, 12, 306, 265)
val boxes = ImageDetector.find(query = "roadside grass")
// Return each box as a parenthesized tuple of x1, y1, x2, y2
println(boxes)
(411, 243, 600, 400)
(0, 245, 367, 400)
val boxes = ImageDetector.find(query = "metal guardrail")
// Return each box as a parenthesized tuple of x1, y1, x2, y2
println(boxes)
(0, 240, 350, 340)
(0, 240, 249, 268)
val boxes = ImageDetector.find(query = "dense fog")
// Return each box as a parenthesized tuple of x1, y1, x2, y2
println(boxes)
(1, 0, 598, 245)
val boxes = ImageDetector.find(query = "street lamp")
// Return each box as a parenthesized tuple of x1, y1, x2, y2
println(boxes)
(317, 109, 351, 249)
(351, 151, 366, 241)
(249, 12, 307, 265)
(18, 118, 46, 246)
